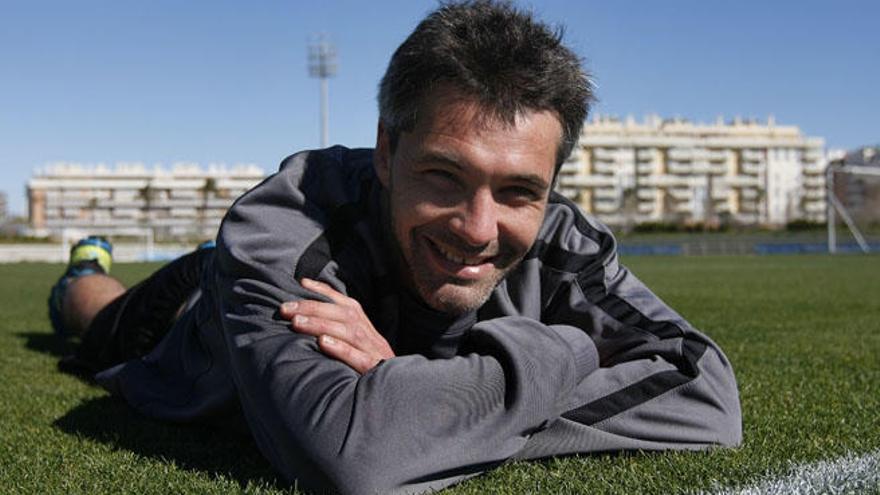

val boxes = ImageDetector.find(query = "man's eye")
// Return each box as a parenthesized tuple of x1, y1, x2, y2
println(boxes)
(502, 186, 541, 202)
(425, 170, 458, 185)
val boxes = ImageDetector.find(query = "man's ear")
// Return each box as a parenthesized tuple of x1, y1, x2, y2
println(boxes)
(373, 121, 391, 188)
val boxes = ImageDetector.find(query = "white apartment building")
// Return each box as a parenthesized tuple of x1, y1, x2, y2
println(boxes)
(557, 115, 827, 227)
(28, 161, 265, 239)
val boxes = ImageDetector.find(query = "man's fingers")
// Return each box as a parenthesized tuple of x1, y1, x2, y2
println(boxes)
(289, 313, 348, 340)
(290, 313, 394, 361)
(318, 335, 378, 375)
(280, 299, 349, 322)
(300, 278, 347, 304)
(281, 278, 394, 373)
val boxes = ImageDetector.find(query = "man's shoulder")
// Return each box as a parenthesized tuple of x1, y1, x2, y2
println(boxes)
(278, 146, 375, 176)
(527, 192, 618, 273)
(232, 146, 377, 212)
(215, 146, 383, 290)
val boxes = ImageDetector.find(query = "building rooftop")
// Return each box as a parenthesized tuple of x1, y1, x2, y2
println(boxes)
(34, 161, 265, 178)
(585, 114, 810, 139)
(842, 146, 880, 167)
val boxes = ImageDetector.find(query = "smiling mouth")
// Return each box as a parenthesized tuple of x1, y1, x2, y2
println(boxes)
(428, 238, 495, 267)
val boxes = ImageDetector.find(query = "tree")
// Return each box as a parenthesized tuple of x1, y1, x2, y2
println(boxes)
(199, 177, 218, 237)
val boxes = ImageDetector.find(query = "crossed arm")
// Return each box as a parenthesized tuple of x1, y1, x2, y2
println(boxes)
(220, 262, 739, 494)
(214, 156, 740, 493)
(222, 279, 598, 493)
(279, 277, 394, 374)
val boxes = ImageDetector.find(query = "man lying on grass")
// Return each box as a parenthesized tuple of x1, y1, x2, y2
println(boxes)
(48, 1, 742, 493)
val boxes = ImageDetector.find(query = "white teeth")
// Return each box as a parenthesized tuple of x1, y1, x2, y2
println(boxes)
(435, 243, 483, 266)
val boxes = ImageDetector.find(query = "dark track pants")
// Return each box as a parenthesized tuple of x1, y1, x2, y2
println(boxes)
(60, 248, 212, 377)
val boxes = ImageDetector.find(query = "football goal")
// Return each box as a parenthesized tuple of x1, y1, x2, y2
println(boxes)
(826, 162, 880, 254)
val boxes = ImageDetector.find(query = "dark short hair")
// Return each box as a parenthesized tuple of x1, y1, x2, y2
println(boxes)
(378, 0, 593, 168)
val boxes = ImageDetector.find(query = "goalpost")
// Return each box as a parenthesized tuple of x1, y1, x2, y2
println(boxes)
(826, 163, 880, 254)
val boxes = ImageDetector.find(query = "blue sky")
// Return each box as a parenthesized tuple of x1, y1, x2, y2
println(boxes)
(2, 0, 878, 215)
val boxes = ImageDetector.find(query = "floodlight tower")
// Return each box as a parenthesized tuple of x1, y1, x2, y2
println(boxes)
(308, 36, 337, 148)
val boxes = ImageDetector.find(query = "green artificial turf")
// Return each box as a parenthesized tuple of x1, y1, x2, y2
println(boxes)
(1, 255, 878, 494)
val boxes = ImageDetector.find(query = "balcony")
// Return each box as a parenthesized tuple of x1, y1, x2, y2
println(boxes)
(667, 187, 692, 200)
(804, 202, 826, 213)
(711, 189, 730, 200)
(637, 203, 655, 214)
(169, 189, 199, 198)
(593, 200, 619, 213)
(558, 162, 581, 175)
(151, 198, 202, 208)
(637, 163, 657, 174)
(708, 150, 728, 162)
(169, 208, 198, 218)
(592, 148, 618, 161)
(591, 161, 618, 174)
(46, 198, 91, 208)
(803, 189, 825, 199)
(802, 163, 826, 175)
(803, 176, 825, 188)
(741, 149, 765, 162)
(207, 198, 235, 208)
(667, 162, 693, 174)
(668, 148, 693, 161)
(151, 217, 203, 227)
(673, 202, 695, 214)
(740, 162, 763, 175)
(724, 176, 762, 187)
(691, 161, 712, 174)
(559, 175, 617, 187)
(150, 179, 206, 189)
(593, 187, 620, 200)
(733, 213, 759, 224)
(46, 218, 141, 228)
(97, 199, 147, 208)
(636, 189, 657, 201)
(554, 188, 576, 199)
(636, 149, 657, 161)
(740, 189, 759, 200)
(709, 163, 729, 175)
(112, 208, 143, 218)
(738, 200, 761, 213)
(641, 175, 690, 187)
(803, 150, 823, 162)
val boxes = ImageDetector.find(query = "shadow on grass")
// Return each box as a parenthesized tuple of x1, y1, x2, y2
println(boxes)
(54, 395, 286, 491)
(17, 330, 102, 383)
(17, 330, 77, 359)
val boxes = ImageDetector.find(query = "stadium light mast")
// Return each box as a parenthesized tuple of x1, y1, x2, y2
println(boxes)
(308, 35, 337, 148)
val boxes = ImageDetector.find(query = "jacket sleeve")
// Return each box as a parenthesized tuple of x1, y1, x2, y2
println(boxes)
(514, 231, 742, 461)
(211, 151, 602, 493)
(215, 257, 600, 494)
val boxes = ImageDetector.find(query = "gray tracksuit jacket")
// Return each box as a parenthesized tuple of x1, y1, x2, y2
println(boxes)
(97, 146, 742, 494)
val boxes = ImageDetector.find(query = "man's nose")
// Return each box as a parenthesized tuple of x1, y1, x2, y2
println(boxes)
(449, 188, 499, 247)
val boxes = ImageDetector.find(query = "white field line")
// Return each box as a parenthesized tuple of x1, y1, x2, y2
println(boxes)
(708, 449, 880, 495)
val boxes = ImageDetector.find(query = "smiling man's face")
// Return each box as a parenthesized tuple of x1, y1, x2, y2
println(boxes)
(374, 89, 562, 314)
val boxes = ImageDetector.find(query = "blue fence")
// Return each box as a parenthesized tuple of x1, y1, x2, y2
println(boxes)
(618, 244, 683, 256)
(618, 241, 880, 256)
(753, 242, 880, 255)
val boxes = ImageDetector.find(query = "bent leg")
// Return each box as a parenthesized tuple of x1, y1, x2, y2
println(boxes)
(62, 274, 126, 337)
(65, 247, 213, 375)
(48, 235, 115, 338)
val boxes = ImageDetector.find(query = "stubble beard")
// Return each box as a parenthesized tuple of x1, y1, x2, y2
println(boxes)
(406, 227, 515, 315)
(384, 194, 517, 316)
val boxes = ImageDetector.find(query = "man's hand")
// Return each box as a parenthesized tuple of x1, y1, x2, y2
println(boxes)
(279, 278, 395, 374)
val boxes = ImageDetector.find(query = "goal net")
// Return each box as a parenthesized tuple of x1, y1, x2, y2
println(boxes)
(827, 152, 880, 253)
